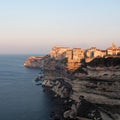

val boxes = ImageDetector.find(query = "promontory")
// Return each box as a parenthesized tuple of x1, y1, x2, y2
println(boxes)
(24, 43, 120, 120)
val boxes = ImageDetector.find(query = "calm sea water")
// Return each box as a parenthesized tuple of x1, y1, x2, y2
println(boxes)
(0, 55, 51, 120)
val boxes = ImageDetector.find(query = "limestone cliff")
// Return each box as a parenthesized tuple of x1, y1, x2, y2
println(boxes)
(50, 44, 120, 71)
(50, 46, 85, 71)
(24, 49, 120, 120)
(24, 56, 44, 68)
(42, 56, 120, 120)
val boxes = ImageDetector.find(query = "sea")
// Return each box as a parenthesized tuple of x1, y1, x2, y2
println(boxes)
(0, 55, 51, 120)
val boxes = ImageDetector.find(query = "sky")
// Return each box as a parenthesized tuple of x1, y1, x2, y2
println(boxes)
(0, 0, 120, 54)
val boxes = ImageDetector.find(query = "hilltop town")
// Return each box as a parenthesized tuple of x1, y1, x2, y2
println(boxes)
(50, 42, 120, 70)
(24, 42, 120, 120)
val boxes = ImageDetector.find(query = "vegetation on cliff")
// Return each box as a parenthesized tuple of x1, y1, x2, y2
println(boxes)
(24, 52, 120, 120)
(87, 57, 120, 67)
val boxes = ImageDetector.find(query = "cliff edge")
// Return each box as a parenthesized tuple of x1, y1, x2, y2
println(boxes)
(24, 56, 44, 68)
(24, 47, 120, 120)
(42, 56, 120, 120)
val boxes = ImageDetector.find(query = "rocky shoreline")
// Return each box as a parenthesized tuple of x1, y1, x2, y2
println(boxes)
(24, 55, 120, 120)
(42, 70, 120, 120)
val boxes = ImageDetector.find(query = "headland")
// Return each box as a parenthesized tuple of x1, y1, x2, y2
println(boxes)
(24, 43, 120, 120)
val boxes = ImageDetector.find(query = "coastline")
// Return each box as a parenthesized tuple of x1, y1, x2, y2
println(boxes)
(42, 69, 120, 120)
(24, 53, 120, 120)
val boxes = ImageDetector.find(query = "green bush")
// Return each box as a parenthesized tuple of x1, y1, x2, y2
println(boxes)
(61, 58, 68, 65)
(87, 57, 120, 67)
(74, 67, 88, 74)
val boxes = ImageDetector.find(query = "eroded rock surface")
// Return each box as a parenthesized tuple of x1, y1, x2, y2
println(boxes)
(42, 57, 120, 120)
(24, 56, 44, 68)
(24, 54, 120, 120)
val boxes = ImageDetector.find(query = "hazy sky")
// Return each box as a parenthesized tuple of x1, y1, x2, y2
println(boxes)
(0, 0, 120, 54)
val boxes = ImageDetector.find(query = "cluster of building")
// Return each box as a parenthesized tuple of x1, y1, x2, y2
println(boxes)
(50, 42, 120, 70)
